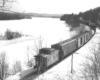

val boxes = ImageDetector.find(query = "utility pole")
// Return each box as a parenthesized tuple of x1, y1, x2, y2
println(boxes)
(71, 53, 73, 74)
(71, 52, 79, 74)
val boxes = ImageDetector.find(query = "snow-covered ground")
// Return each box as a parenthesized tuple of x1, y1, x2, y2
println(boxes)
(1, 18, 99, 80)
(0, 18, 71, 78)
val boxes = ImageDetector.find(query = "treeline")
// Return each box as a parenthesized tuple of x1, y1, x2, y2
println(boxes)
(60, 7, 100, 29)
(0, 12, 61, 20)
(0, 12, 32, 20)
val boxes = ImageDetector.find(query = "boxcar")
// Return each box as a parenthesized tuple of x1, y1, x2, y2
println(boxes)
(84, 30, 92, 43)
(89, 30, 93, 39)
(84, 33, 88, 43)
(77, 34, 85, 48)
(52, 39, 77, 58)
(86, 32, 90, 41)
(77, 30, 93, 48)
(61, 39, 77, 57)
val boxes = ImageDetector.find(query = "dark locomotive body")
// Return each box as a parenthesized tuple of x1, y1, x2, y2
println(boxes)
(34, 29, 95, 73)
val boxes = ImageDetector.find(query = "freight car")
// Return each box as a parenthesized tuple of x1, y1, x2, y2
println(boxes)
(34, 29, 95, 74)
(51, 39, 77, 59)
(35, 48, 59, 73)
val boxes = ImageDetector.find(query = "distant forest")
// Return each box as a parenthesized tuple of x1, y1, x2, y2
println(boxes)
(0, 11, 62, 20)
(0, 12, 33, 20)
(60, 7, 100, 29)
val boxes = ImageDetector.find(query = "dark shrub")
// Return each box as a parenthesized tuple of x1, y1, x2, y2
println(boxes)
(4, 29, 22, 40)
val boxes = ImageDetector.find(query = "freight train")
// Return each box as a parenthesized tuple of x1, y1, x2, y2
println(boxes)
(20, 29, 96, 80)
(34, 28, 95, 74)
(20, 28, 96, 79)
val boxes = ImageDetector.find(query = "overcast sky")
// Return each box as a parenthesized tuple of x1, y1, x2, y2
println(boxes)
(11, 0, 100, 14)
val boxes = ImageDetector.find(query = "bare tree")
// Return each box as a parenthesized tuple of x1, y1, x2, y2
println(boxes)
(12, 60, 22, 75)
(0, 0, 17, 11)
(25, 36, 47, 68)
(25, 46, 36, 68)
(79, 43, 100, 80)
(0, 51, 9, 80)
(33, 36, 44, 54)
